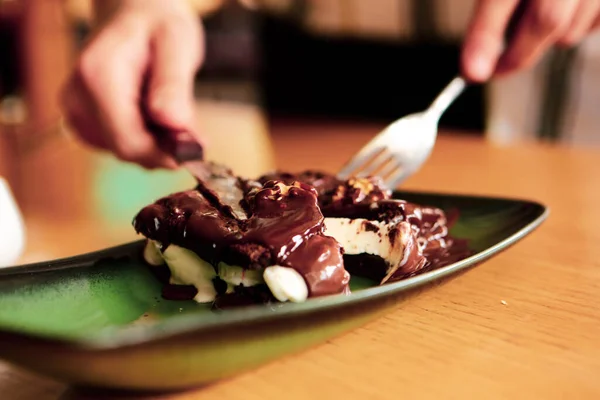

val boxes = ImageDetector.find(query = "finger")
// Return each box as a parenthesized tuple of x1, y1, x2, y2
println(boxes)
(146, 17, 204, 134)
(76, 24, 178, 169)
(60, 72, 109, 150)
(461, 0, 521, 82)
(496, 0, 580, 74)
(558, 0, 600, 46)
(591, 10, 600, 28)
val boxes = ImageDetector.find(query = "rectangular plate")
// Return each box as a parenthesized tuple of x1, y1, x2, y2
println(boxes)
(0, 190, 548, 390)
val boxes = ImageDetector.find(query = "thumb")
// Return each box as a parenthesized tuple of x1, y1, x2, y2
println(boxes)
(146, 20, 204, 134)
(461, 0, 520, 82)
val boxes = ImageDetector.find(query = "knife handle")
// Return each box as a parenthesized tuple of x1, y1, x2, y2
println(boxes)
(156, 128, 204, 163)
(143, 111, 204, 164)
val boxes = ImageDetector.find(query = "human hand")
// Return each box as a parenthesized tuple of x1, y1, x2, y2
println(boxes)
(61, 0, 204, 169)
(461, 0, 600, 82)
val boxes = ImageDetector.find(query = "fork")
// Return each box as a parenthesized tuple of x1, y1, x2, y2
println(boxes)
(337, 76, 467, 189)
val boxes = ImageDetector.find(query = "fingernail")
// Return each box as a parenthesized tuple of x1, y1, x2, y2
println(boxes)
(473, 54, 493, 81)
(467, 52, 494, 82)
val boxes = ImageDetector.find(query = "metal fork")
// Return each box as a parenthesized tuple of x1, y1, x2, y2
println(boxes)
(337, 76, 467, 188)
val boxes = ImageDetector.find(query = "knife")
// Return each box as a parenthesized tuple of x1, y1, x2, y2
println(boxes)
(141, 106, 211, 183)
(142, 107, 248, 219)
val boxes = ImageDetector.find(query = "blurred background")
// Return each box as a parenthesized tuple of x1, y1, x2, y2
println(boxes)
(1, 0, 600, 263)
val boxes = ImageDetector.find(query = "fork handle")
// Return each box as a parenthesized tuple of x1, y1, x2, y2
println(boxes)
(427, 76, 467, 120)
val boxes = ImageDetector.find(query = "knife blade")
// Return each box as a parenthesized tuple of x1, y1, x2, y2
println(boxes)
(143, 110, 248, 219)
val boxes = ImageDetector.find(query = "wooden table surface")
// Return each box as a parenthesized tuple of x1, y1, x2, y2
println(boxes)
(2, 116, 600, 400)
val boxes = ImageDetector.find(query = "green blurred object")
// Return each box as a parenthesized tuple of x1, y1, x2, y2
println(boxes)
(92, 155, 195, 225)
(0, 190, 547, 391)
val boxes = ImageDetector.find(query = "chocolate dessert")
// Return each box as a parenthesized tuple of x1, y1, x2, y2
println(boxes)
(258, 171, 471, 282)
(133, 163, 470, 307)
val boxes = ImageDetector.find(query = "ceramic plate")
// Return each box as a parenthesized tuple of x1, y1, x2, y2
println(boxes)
(0, 190, 548, 391)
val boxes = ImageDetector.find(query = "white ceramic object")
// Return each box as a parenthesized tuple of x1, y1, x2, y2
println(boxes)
(0, 177, 25, 267)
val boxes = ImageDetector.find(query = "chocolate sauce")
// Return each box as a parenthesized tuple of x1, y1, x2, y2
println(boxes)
(133, 179, 350, 298)
(134, 190, 241, 265)
(342, 253, 388, 282)
(258, 170, 342, 198)
(258, 170, 472, 276)
(244, 182, 350, 296)
(135, 167, 471, 306)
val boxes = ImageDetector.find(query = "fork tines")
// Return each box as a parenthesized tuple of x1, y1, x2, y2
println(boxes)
(338, 146, 405, 187)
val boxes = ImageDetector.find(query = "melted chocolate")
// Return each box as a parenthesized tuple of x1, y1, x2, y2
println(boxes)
(342, 253, 388, 282)
(258, 170, 342, 198)
(133, 179, 350, 298)
(135, 166, 472, 306)
(258, 170, 472, 277)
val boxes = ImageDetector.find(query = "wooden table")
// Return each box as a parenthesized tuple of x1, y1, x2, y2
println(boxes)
(2, 117, 600, 399)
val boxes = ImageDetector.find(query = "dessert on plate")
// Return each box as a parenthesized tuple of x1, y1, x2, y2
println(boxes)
(133, 163, 470, 307)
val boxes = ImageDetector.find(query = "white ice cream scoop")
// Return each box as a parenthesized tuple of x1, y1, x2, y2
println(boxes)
(0, 177, 25, 267)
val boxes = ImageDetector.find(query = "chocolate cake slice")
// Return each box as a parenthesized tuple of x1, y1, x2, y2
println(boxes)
(257, 171, 471, 284)
(133, 164, 350, 305)
(133, 163, 470, 306)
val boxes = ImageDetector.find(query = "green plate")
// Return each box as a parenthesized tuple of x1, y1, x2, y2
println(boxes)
(0, 191, 548, 391)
